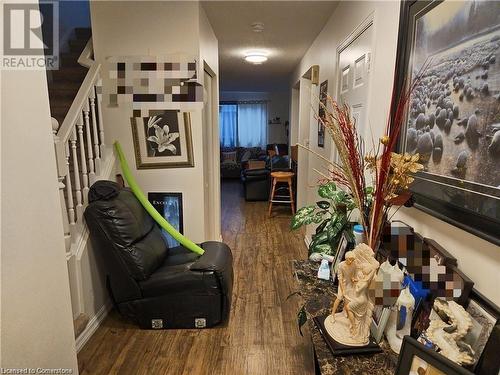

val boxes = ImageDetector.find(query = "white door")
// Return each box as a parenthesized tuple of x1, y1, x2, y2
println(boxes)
(296, 77, 312, 209)
(202, 67, 221, 241)
(337, 23, 373, 145)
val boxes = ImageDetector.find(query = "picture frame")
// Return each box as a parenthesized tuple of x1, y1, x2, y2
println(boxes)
(423, 237, 457, 267)
(396, 336, 474, 375)
(330, 232, 348, 284)
(370, 305, 391, 343)
(463, 289, 500, 370)
(148, 192, 183, 248)
(131, 110, 194, 169)
(318, 79, 328, 148)
(474, 324, 500, 375)
(448, 265, 473, 307)
(392, 0, 500, 246)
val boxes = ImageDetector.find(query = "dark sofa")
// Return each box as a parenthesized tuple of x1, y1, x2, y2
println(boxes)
(220, 146, 266, 179)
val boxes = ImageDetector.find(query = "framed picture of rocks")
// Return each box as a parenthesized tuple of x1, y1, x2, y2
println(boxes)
(393, 0, 500, 245)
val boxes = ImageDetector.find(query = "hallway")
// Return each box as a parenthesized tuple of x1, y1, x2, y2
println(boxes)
(77, 180, 314, 375)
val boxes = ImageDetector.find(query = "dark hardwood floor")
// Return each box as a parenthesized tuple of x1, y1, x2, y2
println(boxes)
(77, 179, 314, 375)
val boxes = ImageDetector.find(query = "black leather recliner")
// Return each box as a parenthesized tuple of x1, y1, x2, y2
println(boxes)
(84, 181, 233, 329)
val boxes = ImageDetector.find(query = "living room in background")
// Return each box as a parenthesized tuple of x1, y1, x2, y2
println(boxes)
(219, 101, 268, 148)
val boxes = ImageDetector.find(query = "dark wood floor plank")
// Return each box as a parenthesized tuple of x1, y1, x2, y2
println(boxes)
(77, 180, 314, 374)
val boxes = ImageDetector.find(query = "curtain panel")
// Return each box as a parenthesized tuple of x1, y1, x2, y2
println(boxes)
(219, 102, 267, 148)
(219, 104, 237, 148)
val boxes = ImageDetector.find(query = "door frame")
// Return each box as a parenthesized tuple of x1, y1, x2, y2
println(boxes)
(331, 11, 375, 163)
(203, 61, 221, 241)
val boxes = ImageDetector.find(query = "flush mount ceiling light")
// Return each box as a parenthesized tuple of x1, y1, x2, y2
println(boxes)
(251, 22, 265, 33)
(244, 51, 268, 64)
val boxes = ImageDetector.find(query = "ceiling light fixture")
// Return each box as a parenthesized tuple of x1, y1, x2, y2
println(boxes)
(244, 51, 268, 64)
(251, 22, 265, 33)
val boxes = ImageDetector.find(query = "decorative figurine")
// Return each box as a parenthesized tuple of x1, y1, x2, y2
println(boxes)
(425, 299, 474, 366)
(385, 286, 415, 354)
(325, 243, 380, 346)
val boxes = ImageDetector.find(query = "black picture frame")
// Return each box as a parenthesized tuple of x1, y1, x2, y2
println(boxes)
(148, 192, 183, 248)
(330, 232, 349, 284)
(396, 336, 473, 375)
(392, 0, 500, 246)
(464, 289, 500, 371)
(318, 80, 328, 148)
(474, 324, 500, 375)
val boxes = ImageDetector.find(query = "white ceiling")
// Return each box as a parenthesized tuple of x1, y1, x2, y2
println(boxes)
(202, 1, 338, 92)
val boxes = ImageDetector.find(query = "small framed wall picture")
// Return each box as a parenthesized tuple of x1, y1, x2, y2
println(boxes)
(331, 233, 349, 284)
(396, 336, 473, 375)
(148, 192, 183, 247)
(317, 79, 328, 148)
(131, 110, 194, 169)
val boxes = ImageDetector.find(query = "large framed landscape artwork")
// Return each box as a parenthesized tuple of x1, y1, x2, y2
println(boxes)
(394, 0, 500, 245)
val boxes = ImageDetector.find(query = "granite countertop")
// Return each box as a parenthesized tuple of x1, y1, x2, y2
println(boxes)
(292, 260, 398, 375)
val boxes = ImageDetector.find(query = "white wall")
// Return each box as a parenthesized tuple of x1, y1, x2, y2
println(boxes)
(91, 1, 219, 243)
(1, 52, 78, 372)
(291, 1, 500, 305)
(199, 4, 221, 240)
(220, 91, 290, 144)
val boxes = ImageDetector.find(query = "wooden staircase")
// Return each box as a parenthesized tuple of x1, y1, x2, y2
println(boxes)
(48, 27, 92, 125)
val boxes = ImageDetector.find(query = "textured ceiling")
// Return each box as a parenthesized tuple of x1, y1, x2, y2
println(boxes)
(202, 1, 338, 92)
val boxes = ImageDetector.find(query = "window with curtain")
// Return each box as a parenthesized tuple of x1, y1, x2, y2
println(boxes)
(219, 104, 237, 148)
(219, 102, 267, 148)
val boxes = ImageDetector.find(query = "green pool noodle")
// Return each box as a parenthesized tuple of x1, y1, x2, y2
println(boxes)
(114, 141, 205, 255)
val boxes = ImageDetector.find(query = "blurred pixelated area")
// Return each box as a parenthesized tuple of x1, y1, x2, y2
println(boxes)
(102, 56, 203, 112)
(378, 222, 473, 305)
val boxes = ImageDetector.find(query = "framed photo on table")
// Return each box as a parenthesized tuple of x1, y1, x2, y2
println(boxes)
(392, 0, 500, 246)
(131, 110, 194, 169)
(330, 233, 349, 284)
(371, 305, 391, 343)
(396, 336, 473, 375)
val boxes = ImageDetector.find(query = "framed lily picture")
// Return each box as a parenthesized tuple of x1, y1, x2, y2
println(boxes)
(131, 110, 194, 169)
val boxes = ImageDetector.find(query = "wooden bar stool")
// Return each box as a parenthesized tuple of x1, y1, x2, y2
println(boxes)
(268, 171, 295, 216)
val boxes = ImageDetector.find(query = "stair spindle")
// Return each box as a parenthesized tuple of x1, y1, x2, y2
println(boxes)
(96, 77, 106, 156)
(77, 112, 89, 203)
(70, 127, 84, 221)
(89, 88, 101, 175)
(65, 142, 76, 229)
(58, 178, 71, 253)
(83, 100, 95, 184)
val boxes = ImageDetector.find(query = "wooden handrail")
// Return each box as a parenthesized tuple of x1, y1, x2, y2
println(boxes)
(77, 39, 94, 68)
(57, 62, 101, 143)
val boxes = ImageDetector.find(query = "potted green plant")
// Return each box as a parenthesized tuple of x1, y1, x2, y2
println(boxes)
(290, 182, 373, 256)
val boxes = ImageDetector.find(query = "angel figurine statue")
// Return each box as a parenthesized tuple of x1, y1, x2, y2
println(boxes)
(325, 243, 380, 346)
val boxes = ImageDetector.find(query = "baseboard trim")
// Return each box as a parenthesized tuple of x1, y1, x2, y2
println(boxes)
(75, 301, 112, 353)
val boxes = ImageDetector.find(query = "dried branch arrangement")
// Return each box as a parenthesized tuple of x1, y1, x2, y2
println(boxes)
(304, 70, 427, 249)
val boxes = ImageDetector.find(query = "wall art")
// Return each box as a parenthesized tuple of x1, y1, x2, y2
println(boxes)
(148, 192, 183, 248)
(393, 0, 500, 245)
(103, 56, 203, 111)
(131, 110, 194, 169)
(318, 80, 328, 147)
